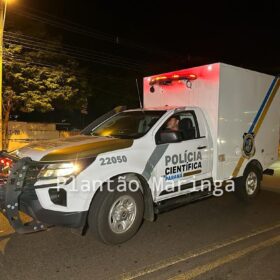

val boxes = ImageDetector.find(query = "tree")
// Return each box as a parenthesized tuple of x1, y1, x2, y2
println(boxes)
(3, 38, 90, 150)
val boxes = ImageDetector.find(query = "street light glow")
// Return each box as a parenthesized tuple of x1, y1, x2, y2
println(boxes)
(6, 0, 17, 4)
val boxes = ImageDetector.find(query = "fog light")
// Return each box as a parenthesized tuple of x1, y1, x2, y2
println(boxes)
(49, 188, 67, 206)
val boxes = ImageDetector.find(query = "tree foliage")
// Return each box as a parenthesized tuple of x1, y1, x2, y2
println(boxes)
(4, 43, 89, 113)
(3, 31, 91, 149)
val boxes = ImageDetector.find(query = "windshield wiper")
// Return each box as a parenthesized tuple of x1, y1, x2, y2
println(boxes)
(110, 134, 134, 139)
(90, 132, 99, 137)
(90, 133, 117, 139)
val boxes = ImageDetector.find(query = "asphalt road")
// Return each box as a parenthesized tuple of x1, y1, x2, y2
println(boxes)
(0, 173, 280, 279)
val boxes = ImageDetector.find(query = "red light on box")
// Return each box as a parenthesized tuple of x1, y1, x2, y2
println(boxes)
(155, 76, 167, 81)
(187, 74, 197, 80)
(149, 73, 197, 86)
(150, 76, 168, 85)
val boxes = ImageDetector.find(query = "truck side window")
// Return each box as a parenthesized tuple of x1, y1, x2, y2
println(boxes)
(156, 111, 200, 144)
(179, 113, 199, 140)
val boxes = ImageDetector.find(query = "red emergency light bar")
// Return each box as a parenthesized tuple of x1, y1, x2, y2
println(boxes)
(149, 73, 197, 86)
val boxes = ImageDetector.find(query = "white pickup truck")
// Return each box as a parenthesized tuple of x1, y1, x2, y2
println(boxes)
(0, 63, 279, 244)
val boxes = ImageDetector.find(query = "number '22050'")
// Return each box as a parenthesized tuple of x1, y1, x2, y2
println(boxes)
(99, 155, 128, 166)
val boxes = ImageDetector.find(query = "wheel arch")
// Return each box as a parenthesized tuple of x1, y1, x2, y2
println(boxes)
(244, 159, 263, 179)
(86, 172, 155, 229)
(130, 173, 155, 222)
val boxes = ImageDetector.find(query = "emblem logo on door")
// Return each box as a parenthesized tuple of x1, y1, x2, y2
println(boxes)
(242, 133, 256, 158)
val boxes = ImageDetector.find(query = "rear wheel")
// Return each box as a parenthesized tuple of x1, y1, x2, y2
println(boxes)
(235, 164, 262, 202)
(88, 183, 144, 245)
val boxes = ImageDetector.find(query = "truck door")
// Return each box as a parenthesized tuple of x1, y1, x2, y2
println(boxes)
(154, 110, 211, 200)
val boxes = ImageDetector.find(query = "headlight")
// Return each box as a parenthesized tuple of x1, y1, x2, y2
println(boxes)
(38, 163, 81, 179)
(37, 158, 96, 180)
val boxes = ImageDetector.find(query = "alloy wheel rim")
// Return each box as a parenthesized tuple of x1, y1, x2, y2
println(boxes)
(109, 195, 137, 234)
(246, 171, 258, 195)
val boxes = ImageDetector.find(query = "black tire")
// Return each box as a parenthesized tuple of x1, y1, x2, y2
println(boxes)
(235, 164, 262, 202)
(88, 182, 144, 245)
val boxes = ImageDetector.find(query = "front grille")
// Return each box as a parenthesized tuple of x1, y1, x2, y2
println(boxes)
(24, 164, 44, 187)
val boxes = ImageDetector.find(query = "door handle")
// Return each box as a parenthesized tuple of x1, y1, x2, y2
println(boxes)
(197, 146, 207, 150)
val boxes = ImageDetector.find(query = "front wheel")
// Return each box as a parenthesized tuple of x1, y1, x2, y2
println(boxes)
(88, 187, 144, 245)
(235, 164, 261, 202)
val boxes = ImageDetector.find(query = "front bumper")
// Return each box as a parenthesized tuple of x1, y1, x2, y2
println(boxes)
(20, 188, 87, 228)
(0, 153, 87, 234)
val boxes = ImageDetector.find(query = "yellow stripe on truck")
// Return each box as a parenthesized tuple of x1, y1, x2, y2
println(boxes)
(232, 156, 246, 178)
(231, 77, 280, 177)
(253, 79, 280, 135)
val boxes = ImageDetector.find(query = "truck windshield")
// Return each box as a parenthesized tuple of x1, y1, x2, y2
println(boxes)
(88, 110, 166, 139)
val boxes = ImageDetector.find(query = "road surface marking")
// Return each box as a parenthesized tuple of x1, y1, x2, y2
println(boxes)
(118, 222, 280, 280)
(169, 234, 280, 280)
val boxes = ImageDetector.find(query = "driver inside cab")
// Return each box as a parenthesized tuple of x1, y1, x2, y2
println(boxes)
(165, 116, 180, 132)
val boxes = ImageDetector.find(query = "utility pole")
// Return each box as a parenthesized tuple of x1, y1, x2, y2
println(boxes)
(0, 1, 4, 151)
(0, 0, 13, 151)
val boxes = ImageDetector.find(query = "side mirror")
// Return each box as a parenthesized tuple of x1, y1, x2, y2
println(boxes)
(159, 131, 181, 144)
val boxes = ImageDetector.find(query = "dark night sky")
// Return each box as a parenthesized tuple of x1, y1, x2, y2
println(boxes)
(6, 0, 280, 126)
(11, 0, 280, 72)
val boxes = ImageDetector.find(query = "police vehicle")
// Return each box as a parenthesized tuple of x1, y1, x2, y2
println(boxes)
(0, 63, 279, 244)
